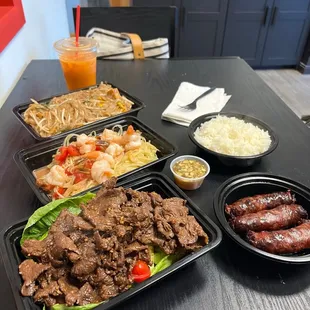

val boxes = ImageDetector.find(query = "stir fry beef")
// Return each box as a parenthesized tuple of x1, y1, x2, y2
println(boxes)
(22, 239, 47, 258)
(149, 191, 164, 207)
(19, 177, 208, 307)
(34, 280, 62, 306)
(78, 282, 99, 305)
(19, 259, 50, 296)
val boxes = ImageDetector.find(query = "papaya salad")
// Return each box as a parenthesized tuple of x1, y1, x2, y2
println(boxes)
(34, 125, 158, 199)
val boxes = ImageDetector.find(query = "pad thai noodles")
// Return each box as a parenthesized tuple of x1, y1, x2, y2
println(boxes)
(23, 83, 133, 137)
(34, 125, 158, 199)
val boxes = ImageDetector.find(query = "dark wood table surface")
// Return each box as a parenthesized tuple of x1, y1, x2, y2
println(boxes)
(1, 58, 310, 310)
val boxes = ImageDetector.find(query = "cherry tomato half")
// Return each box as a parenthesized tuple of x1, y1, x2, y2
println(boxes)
(65, 168, 73, 176)
(55, 146, 68, 163)
(52, 187, 66, 199)
(67, 145, 80, 157)
(73, 172, 88, 184)
(131, 260, 151, 283)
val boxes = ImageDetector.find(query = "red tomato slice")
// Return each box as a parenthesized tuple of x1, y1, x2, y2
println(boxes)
(84, 160, 94, 169)
(52, 187, 66, 199)
(58, 187, 66, 195)
(67, 145, 80, 156)
(132, 273, 151, 283)
(55, 146, 68, 163)
(65, 168, 73, 176)
(132, 260, 151, 283)
(74, 172, 88, 184)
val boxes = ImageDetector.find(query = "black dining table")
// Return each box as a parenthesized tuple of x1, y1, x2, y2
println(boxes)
(1, 58, 310, 310)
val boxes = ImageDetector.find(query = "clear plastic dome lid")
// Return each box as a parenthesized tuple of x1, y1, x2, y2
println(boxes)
(54, 37, 97, 54)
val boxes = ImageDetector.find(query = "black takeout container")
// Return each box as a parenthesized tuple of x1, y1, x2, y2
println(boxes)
(14, 116, 178, 205)
(213, 172, 310, 263)
(12, 82, 145, 141)
(188, 112, 279, 167)
(0, 172, 222, 310)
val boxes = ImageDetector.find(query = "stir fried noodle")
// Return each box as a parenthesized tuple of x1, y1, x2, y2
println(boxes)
(24, 83, 133, 137)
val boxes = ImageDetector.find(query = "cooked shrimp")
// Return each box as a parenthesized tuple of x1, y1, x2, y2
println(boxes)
(101, 129, 122, 143)
(85, 151, 115, 166)
(101, 126, 141, 147)
(105, 143, 124, 158)
(76, 133, 96, 154)
(122, 126, 142, 151)
(83, 151, 103, 160)
(91, 160, 114, 184)
(76, 133, 96, 146)
(100, 153, 115, 167)
(44, 165, 71, 187)
(124, 134, 142, 151)
(79, 144, 96, 154)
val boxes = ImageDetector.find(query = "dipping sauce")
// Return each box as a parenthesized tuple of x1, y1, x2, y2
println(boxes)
(173, 159, 207, 179)
(170, 156, 210, 191)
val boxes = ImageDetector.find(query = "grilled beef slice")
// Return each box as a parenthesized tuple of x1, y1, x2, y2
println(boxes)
(19, 259, 50, 296)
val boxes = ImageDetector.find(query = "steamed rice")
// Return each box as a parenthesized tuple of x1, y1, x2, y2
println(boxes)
(194, 116, 272, 156)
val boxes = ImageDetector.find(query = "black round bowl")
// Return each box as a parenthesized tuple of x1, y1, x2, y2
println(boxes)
(188, 112, 279, 167)
(214, 173, 310, 264)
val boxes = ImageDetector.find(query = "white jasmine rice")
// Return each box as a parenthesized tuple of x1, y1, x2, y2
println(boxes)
(194, 116, 272, 156)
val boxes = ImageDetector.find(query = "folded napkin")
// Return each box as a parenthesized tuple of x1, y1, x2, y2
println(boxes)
(161, 82, 231, 126)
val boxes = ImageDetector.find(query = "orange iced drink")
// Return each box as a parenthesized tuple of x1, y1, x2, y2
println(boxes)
(54, 37, 97, 91)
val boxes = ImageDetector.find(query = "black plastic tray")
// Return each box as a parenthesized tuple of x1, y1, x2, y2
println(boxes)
(213, 172, 310, 264)
(12, 82, 145, 141)
(0, 172, 222, 310)
(14, 116, 178, 205)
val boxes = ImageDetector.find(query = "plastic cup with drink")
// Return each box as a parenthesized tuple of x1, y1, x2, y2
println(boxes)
(54, 37, 97, 91)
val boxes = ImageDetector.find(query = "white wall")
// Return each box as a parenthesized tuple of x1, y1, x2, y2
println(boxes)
(66, 0, 81, 34)
(0, 0, 70, 108)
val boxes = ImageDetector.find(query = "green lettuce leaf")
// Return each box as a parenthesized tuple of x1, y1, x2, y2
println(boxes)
(20, 193, 95, 245)
(150, 248, 182, 276)
(49, 302, 103, 310)
(153, 249, 167, 265)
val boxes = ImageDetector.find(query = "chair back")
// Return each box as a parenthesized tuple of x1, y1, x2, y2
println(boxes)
(73, 7, 177, 57)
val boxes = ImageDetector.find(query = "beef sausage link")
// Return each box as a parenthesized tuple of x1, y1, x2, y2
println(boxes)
(225, 191, 295, 218)
(230, 204, 308, 234)
(247, 221, 310, 254)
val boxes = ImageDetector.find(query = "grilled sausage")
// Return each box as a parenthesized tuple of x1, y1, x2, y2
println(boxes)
(225, 191, 295, 218)
(230, 204, 308, 234)
(247, 221, 310, 254)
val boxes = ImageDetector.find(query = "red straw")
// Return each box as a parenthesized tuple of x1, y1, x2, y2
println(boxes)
(75, 5, 81, 47)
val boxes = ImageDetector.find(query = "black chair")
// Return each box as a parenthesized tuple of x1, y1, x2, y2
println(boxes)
(73, 7, 178, 57)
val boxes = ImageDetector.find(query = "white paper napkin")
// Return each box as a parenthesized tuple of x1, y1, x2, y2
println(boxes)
(161, 82, 231, 126)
